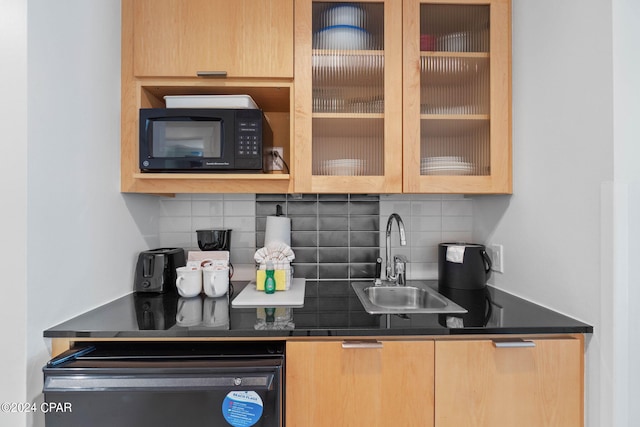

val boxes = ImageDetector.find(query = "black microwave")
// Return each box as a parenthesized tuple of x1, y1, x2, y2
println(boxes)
(139, 108, 272, 172)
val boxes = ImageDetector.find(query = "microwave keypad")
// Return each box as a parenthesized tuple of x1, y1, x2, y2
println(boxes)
(237, 121, 260, 158)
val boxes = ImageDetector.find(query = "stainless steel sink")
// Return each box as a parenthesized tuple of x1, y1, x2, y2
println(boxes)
(352, 281, 467, 315)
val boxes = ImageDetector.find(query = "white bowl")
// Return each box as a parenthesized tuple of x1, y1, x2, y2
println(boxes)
(313, 25, 371, 50)
(323, 4, 365, 27)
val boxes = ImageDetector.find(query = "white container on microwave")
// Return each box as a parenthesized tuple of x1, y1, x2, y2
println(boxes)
(164, 95, 259, 109)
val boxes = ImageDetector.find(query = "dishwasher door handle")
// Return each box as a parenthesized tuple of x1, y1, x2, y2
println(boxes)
(341, 341, 383, 349)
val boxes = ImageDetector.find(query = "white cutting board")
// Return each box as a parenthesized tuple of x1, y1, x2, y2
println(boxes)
(232, 278, 306, 308)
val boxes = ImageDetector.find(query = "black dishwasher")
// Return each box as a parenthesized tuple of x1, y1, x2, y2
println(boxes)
(42, 341, 284, 427)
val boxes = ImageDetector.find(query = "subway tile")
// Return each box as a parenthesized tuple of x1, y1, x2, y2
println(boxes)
(256, 194, 287, 201)
(255, 217, 267, 232)
(256, 201, 286, 217)
(349, 194, 379, 202)
(349, 263, 376, 278)
(223, 216, 256, 232)
(318, 194, 348, 201)
(230, 248, 257, 266)
(319, 231, 348, 247)
(191, 216, 224, 232)
(319, 216, 348, 231)
(349, 201, 379, 215)
(442, 199, 473, 216)
(223, 193, 255, 201)
(318, 263, 349, 279)
(379, 201, 411, 217)
(291, 216, 318, 231)
(411, 244, 439, 263)
(409, 231, 443, 249)
(255, 232, 265, 248)
(191, 193, 224, 201)
(158, 216, 191, 233)
(441, 231, 473, 243)
(292, 264, 317, 279)
(350, 231, 378, 247)
(159, 199, 191, 217)
(293, 248, 318, 263)
(350, 216, 379, 231)
(231, 231, 257, 248)
(287, 194, 318, 201)
(224, 200, 255, 216)
(442, 216, 473, 232)
(319, 247, 349, 263)
(291, 231, 318, 247)
(411, 200, 442, 216)
(410, 216, 442, 232)
(287, 201, 318, 215)
(349, 247, 379, 263)
(159, 232, 192, 249)
(318, 201, 348, 215)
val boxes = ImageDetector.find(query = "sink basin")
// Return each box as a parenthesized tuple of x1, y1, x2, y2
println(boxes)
(352, 281, 467, 315)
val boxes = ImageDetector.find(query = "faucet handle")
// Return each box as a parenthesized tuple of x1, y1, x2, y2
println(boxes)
(393, 255, 408, 286)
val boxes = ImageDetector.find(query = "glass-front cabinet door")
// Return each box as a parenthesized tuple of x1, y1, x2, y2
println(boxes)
(403, 0, 511, 193)
(294, 0, 403, 193)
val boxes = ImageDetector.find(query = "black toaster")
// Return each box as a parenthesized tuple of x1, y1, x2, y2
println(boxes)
(134, 248, 186, 293)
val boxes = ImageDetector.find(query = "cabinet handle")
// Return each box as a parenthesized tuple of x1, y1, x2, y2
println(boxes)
(492, 339, 536, 348)
(196, 71, 228, 78)
(341, 341, 383, 349)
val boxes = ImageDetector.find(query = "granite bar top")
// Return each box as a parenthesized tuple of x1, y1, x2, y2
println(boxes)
(44, 280, 593, 339)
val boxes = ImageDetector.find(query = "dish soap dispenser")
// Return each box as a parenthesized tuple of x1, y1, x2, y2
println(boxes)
(264, 261, 276, 294)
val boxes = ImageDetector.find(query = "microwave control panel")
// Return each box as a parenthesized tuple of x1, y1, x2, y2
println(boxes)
(236, 118, 262, 159)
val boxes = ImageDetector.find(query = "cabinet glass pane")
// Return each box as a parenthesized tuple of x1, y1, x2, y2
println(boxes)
(312, 2, 385, 176)
(420, 4, 490, 177)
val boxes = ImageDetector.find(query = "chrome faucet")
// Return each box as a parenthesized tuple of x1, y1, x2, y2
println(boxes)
(385, 213, 407, 285)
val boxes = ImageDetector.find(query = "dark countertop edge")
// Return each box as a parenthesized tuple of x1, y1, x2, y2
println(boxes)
(43, 325, 592, 339)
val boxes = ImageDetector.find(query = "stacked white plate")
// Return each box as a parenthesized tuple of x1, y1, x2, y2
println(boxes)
(320, 159, 366, 176)
(421, 157, 473, 175)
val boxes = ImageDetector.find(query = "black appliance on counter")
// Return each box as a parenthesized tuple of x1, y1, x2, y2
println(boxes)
(134, 247, 185, 293)
(43, 341, 284, 427)
(438, 242, 492, 291)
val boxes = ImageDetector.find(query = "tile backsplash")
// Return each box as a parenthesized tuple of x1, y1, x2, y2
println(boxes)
(158, 193, 473, 281)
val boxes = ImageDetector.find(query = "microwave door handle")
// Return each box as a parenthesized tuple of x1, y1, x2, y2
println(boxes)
(196, 71, 228, 78)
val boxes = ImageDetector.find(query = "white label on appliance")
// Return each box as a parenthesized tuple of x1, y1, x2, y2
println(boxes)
(222, 391, 264, 427)
(446, 246, 466, 264)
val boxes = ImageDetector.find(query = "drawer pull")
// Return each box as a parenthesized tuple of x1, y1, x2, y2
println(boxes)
(196, 71, 228, 78)
(341, 341, 383, 349)
(492, 339, 536, 348)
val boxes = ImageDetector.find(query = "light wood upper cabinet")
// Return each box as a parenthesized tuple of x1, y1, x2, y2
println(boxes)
(286, 340, 435, 427)
(403, 0, 512, 193)
(293, 0, 404, 193)
(435, 337, 584, 427)
(131, 0, 293, 78)
(294, 0, 511, 194)
(121, 0, 295, 194)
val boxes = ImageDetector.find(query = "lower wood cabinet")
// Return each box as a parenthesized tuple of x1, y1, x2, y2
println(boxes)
(435, 337, 584, 427)
(286, 336, 584, 427)
(286, 340, 435, 427)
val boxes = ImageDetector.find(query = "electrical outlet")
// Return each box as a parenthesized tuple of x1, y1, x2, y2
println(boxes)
(267, 147, 284, 171)
(488, 244, 504, 273)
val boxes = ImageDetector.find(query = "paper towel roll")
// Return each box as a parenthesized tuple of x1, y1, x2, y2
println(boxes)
(264, 216, 291, 246)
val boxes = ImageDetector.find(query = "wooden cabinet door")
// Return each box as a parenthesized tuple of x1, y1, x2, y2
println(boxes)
(403, 0, 512, 194)
(131, 0, 293, 78)
(435, 338, 584, 427)
(286, 340, 435, 427)
(293, 0, 404, 193)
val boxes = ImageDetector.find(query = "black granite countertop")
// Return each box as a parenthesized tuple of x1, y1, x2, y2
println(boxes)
(43, 280, 592, 339)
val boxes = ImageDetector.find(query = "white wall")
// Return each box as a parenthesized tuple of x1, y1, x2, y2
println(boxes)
(0, 0, 28, 426)
(473, 0, 615, 426)
(612, 0, 640, 424)
(25, 1, 159, 426)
